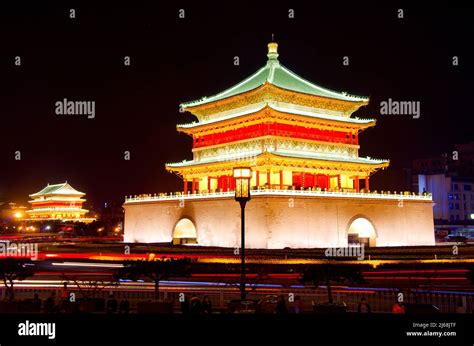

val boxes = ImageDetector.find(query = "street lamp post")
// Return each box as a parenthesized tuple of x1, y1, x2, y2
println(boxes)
(233, 167, 252, 301)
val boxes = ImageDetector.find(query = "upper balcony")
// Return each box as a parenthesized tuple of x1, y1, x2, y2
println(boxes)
(125, 187, 432, 204)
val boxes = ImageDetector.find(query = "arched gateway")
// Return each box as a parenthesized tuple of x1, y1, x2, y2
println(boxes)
(172, 218, 198, 245)
(347, 216, 377, 247)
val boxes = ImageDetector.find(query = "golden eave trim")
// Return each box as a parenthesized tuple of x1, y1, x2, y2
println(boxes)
(177, 106, 375, 136)
(166, 152, 389, 177)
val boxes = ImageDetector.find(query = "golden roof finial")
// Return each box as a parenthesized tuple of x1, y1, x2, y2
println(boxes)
(267, 35, 279, 61)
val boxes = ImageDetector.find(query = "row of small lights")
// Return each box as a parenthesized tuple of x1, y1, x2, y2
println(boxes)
(125, 189, 432, 201)
(166, 156, 389, 167)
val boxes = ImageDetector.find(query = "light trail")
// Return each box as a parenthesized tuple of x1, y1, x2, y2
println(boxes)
(3, 252, 474, 267)
(51, 262, 124, 268)
(11, 279, 474, 297)
(362, 269, 469, 275)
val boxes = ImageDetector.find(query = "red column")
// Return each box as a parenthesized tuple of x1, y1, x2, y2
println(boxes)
(224, 175, 228, 192)
(301, 172, 305, 189)
(267, 170, 271, 188)
(365, 176, 370, 191)
(207, 177, 211, 191)
(279, 170, 283, 190)
(354, 176, 360, 192)
(256, 170, 260, 187)
(191, 179, 196, 193)
(337, 175, 341, 189)
(184, 180, 188, 194)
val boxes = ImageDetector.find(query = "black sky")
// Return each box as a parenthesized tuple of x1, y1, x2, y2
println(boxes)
(1, 2, 473, 210)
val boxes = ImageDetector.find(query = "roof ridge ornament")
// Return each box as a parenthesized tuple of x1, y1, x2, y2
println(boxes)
(267, 40, 279, 61)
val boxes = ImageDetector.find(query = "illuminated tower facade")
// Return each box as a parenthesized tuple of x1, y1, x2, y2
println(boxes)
(166, 42, 389, 193)
(124, 42, 434, 249)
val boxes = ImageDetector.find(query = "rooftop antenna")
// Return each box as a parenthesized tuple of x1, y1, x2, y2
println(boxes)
(271, 33, 275, 42)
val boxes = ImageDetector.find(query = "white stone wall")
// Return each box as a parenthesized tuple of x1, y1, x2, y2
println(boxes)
(124, 195, 435, 248)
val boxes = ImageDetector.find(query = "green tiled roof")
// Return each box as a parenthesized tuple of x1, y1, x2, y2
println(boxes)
(177, 103, 375, 129)
(30, 182, 85, 197)
(181, 43, 369, 108)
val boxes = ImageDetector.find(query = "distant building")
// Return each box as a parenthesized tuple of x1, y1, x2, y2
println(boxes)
(451, 142, 474, 177)
(415, 174, 474, 222)
(25, 182, 95, 223)
(412, 154, 448, 175)
(413, 142, 474, 222)
(413, 141, 474, 177)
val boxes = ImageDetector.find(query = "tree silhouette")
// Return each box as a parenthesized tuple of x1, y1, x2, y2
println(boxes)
(0, 258, 34, 301)
(60, 273, 118, 300)
(299, 264, 365, 304)
(116, 257, 191, 300)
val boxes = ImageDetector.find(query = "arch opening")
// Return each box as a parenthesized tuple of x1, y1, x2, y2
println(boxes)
(172, 218, 198, 245)
(347, 217, 377, 247)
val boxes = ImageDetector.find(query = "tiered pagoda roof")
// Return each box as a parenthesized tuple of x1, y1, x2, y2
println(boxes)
(166, 41, 388, 177)
(30, 182, 85, 198)
(182, 43, 368, 108)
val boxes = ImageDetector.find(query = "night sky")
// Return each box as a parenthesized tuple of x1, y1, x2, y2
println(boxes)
(1, 3, 473, 210)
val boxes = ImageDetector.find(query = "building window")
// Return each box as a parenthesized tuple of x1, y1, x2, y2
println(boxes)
(454, 184, 459, 191)
(456, 215, 460, 221)
(455, 204, 459, 210)
(464, 184, 472, 191)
